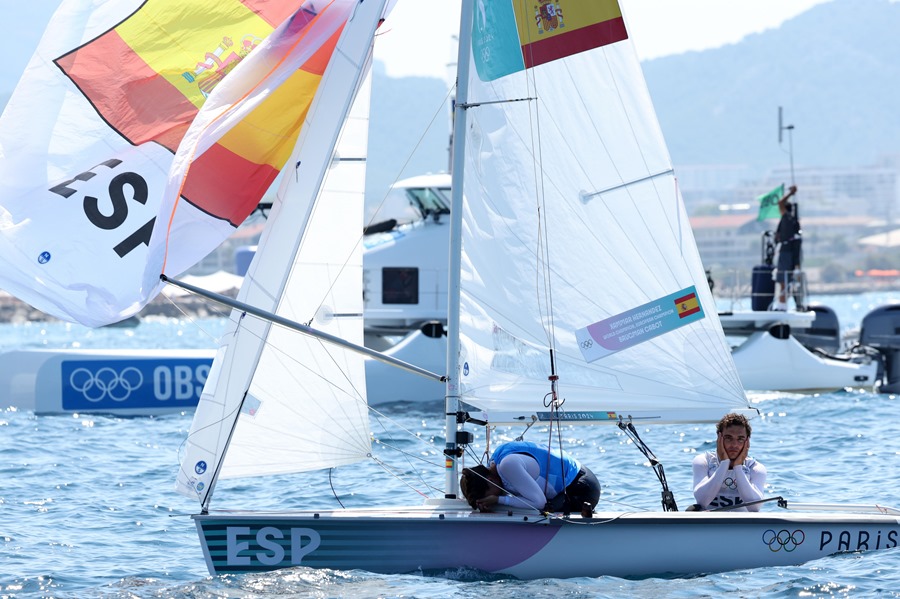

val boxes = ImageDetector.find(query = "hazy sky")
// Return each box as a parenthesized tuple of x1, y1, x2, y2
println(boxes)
(375, 0, 834, 78)
(4, 0, 833, 89)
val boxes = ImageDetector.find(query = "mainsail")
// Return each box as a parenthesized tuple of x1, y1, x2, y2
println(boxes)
(454, 0, 747, 420)
(0, 0, 348, 326)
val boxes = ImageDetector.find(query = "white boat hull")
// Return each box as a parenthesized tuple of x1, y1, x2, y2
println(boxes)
(193, 501, 900, 578)
(0, 348, 214, 415)
(731, 331, 878, 392)
(0, 342, 440, 414)
(1, 333, 440, 413)
(365, 330, 445, 404)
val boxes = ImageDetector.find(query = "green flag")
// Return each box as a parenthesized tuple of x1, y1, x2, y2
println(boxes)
(756, 184, 784, 221)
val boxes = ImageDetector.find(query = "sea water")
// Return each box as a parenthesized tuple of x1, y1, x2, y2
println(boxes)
(2, 293, 900, 598)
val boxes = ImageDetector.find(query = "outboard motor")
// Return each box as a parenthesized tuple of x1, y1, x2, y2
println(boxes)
(750, 232, 776, 311)
(859, 305, 900, 393)
(793, 305, 841, 355)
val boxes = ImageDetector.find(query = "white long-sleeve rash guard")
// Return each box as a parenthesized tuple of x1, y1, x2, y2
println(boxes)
(692, 452, 767, 512)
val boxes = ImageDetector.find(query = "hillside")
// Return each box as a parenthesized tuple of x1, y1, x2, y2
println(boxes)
(364, 0, 900, 188)
(642, 0, 900, 175)
(366, 61, 451, 204)
(3, 0, 898, 195)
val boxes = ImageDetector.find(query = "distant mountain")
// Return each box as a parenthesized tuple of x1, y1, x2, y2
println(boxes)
(365, 0, 900, 195)
(642, 0, 900, 177)
(5, 0, 897, 200)
(366, 61, 451, 203)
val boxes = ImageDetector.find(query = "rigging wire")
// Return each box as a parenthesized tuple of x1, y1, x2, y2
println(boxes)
(158, 291, 231, 339)
(328, 468, 346, 508)
(510, 1, 572, 505)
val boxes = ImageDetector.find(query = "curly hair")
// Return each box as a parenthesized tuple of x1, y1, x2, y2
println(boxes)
(459, 464, 491, 509)
(716, 412, 752, 437)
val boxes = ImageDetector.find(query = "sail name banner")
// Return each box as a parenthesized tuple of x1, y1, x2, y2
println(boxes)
(473, 0, 628, 82)
(535, 411, 618, 422)
(575, 286, 705, 362)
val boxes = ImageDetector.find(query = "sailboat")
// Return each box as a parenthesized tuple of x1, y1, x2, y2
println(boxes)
(170, 0, 900, 579)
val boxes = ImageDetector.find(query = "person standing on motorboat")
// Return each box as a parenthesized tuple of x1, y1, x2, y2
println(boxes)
(690, 413, 767, 511)
(773, 184, 800, 310)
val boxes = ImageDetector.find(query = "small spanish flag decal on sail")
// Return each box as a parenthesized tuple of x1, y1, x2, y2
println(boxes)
(473, 0, 628, 81)
(675, 292, 701, 318)
(576, 286, 706, 362)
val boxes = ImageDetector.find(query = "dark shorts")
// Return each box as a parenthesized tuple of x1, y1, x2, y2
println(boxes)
(545, 466, 601, 513)
(776, 241, 801, 279)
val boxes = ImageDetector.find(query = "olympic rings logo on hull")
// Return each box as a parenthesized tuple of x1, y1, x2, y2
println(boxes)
(69, 366, 144, 402)
(763, 528, 805, 552)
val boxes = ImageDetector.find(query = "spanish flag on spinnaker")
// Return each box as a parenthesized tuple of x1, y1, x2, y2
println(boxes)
(144, 0, 363, 281)
(56, 0, 341, 228)
(473, 0, 628, 82)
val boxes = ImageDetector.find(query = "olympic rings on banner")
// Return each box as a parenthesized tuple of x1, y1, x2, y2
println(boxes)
(69, 366, 144, 402)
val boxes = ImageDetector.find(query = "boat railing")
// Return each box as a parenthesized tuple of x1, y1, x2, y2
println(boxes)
(717, 230, 810, 312)
(775, 268, 809, 311)
(777, 498, 900, 515)
(714, 265, 810, 313)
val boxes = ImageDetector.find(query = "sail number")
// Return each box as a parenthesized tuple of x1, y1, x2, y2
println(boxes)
(49, 158, 155, 258)
(225, 526, 321, 567)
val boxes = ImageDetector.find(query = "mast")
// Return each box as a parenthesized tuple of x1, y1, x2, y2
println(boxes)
(443, 0, 474, 499)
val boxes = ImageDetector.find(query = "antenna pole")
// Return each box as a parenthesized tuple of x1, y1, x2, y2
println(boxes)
(778, 106, 795, 186)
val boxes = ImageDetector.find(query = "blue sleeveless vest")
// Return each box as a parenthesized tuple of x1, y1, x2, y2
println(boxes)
(491, 441, 581, 494)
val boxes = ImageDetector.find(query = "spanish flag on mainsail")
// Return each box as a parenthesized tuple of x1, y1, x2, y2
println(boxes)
(474, 0, 628, 81)
(675, 292, 701, 319)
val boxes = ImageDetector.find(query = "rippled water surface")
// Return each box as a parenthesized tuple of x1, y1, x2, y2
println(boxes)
(2, 293, 900, 598)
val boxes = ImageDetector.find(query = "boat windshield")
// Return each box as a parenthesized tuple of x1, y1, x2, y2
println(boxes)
(407, 186, 451, 219)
